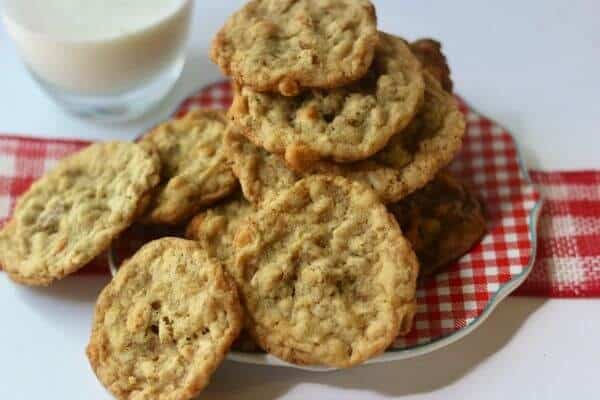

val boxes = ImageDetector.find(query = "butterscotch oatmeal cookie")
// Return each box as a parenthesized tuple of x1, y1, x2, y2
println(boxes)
(232, 176, 419, 367)
(226, 72, 464, 205)
(87, 238, 243, 400)
(211, 0, 378, 96)
(185, 191, 254, 274)
(223, 125, 302, 204)
(304, 71, 466, 203)
(410, 38, 453, 92)
(140, 110, 238, 225)
(185, 193, 262, 353)
(0, 142, 160, 286)
(229, 32, 424, 167)
(389, 172, 486, 277)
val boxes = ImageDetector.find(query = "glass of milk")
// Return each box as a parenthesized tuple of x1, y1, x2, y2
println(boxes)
(2, 0, 193, 122)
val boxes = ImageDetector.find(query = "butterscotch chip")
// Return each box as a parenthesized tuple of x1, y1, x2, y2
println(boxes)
(232, 176, 419, 367)
(86, 238, 243, 400)
(389, 172, 486, 277)
(410, 38, 453, 92)
(211, 0, 379, 96)
(140, 110, 238, 225)
(230, 32, 424, 166)
(0, 142, 160, 286)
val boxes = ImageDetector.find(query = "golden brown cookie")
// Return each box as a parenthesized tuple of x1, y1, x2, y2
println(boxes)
(0, 142, 160, 286)
(226, 72, 464, 205)
(87, 238, 243, 400)
(185, 193, 261, 353)
(211, 0, 379, 96)
(223, 125, 302, 204)
(232, 176, 419, 367)
(140, 110, 238, 225)
(389, 172, 486, 277)
(185, 191, 255, 275)
(410, 38, 453, 93)
(229, 32, 424, 166)
(305, 71, 466, 203)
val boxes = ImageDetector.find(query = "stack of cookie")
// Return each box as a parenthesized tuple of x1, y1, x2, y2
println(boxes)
(0, 1, 487, 398)
(208, 3, 482, 270)
(185, 0, 481, 365)
(209, 2, 468, 210)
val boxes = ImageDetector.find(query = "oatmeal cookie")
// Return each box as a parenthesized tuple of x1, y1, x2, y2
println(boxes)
(140, 110, 238, 225)
(86, 238, 243, 400)
(0, 142, 160, 286)
(223, 125, 302, 204)
(305, 71, 466, 203)
(211, 0, 379, 96)
(389, 172, 486, 277)
(229, 32, 424, 166)
(410, 38, 453, 92)
(232, 176, 419, 367)
(185, 191, 254, 274)
(226, 72, 464, 205)
(185, 193, 261, 353)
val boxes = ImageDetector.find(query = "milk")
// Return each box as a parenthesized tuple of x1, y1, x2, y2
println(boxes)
(2, 0, 192, 94)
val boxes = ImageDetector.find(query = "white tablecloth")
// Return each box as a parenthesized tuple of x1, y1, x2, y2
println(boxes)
(0, 1, 598, 399)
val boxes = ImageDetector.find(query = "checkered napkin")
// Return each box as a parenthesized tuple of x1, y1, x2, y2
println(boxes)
(0, 81, 598, 348)
(514, 171, 600, 297)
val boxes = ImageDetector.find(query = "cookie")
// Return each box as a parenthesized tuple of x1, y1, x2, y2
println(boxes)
(185, 191, 254, 274)
(229, 32, 424, 167)
(389, 172, 486, 277)
(211, 0, 379, 96)
(226, 72, 464, 205)
(410, 38, 453, 92)
(140, 110, 238, 225)
(223, 125, 302, 204)
(306, 71, 466, 203)
(232, 176, 419, 367)
(185, 193, 261, 353)
(0, 142, 160, 286)
(86, 238, 243, 400)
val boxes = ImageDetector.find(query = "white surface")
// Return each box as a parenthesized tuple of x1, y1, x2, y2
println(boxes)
(0, 1, 598, 399)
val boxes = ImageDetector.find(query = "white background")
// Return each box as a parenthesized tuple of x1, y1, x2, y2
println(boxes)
(0, 1, 599, 399)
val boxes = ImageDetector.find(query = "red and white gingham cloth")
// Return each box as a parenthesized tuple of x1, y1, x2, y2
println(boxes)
(0, 81, 598, 348)
(515, 171, 600, 297)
